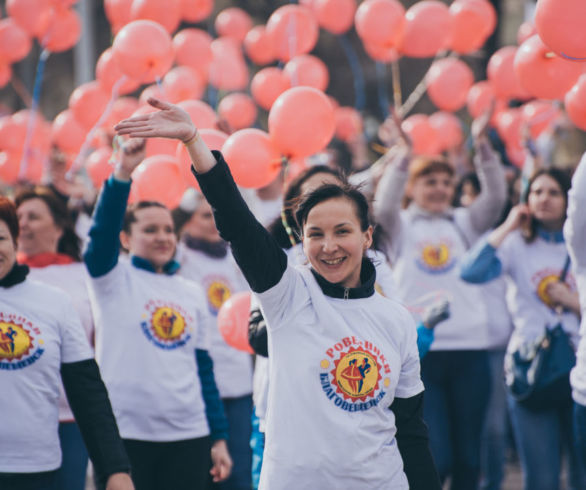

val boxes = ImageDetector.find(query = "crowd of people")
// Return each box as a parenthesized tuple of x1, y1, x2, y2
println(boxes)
(1, 93, 585, 490)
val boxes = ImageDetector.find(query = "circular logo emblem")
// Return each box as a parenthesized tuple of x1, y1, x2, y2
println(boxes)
(536, 274, 559, 308)
(151, 307, 186, 342)
(0, 322, 33, 361)
(421, 244, 451, 270)
(207, 281, 231, 313)
(331, 347, 382, 402)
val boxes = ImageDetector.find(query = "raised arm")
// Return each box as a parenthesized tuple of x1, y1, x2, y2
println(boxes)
(115, 98, 287, 293)
(565, 153, 586, 269)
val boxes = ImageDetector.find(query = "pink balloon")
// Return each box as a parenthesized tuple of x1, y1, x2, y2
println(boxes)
(517, 22, 536, 46)
(218, 93, 257, 131)
(251, 67, 291, 111)
(487, 46, 528, 100)
(6, 0, 51, 37)
(51, 109, 87, 154)
(495, 108, 523, 148)
(0, 63, 11, 89)
(177, 100, 217, 129)
(362, 42, 400, 62)
(130, 0, 181, 34)
(314, 0, 356, 35)
(401, 114, 441, 155)
(355, 0, 405, 48)
(173, 28, 213, 81)
(521, 100, 560, 138)
(139, 84, 166, 105)
(176, 128, 228, 187)
(535, 0, 586, 61)
(181, 0, 214, 23)
(426, 58, 475, 112)
(429, 112, 463, 151)
(448, 0, 496, 54)
(266, 5, 319, 62)
(214, 7, 252, 44)
(104, 0, 132, 33)
(243, 25, 276, 66)
(102, 97, 140, 133)
(163, 66, 206, 103)
(217, 291, 254, 354)
(466, 81, 506, 121)
(42, 7, 81, 53)
(334, 106, 363, 142)
(96, 48, 141, 96)
(69, 81, 111, 129)
(564, 74, 586, 131)
(86, 147, 114, 189)
(0, 18, 32, 63)
(208, 37, 249, 91)
(284, 54, 329, 91)
(399, 1, 452, 58)
(131, 155, 186, 208)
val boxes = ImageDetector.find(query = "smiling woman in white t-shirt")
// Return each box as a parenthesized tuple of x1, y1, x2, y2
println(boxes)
(115, 98, 441, 490)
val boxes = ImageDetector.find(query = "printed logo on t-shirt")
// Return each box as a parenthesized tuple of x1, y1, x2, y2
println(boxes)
(141, 300, 193, 350)
(0, 313, 44, 370)
(319, 336, 391, 412)
(532, 268, 576, 308)
(204, 277, 232, 315)
(415, 239, 455, 274)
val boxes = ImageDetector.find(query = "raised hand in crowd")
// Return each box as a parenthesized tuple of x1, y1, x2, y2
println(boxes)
(113, 137, 146, 181)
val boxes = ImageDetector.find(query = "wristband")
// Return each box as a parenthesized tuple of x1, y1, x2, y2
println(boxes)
(182, 129, 199, 146)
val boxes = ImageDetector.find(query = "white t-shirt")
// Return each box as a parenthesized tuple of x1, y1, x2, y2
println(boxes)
(257, 265, 423, 490)
(0, 278, 93, 472)
(177, 243, 253, 399)
(86, 259, 212, 442)
(28, 262, 94, 422)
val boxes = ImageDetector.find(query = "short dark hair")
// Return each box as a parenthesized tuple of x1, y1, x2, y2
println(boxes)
(0, 197, 19, 244)
(123, 201, 169, 234)
(294, 183, 371, 234)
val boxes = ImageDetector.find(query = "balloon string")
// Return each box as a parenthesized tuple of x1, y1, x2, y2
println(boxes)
(155, 75, 167, 100)
(286, 9, 298, 85)
(391, 59, 402, 109)
(337, 34, 366, 111)
(375, 62, 390, 120)
(19, 49, 50, 180)
(66, 75, 126, 180)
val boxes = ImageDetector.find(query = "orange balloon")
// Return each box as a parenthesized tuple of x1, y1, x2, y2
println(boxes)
(42, 8, 81, 53)
(335, 106, 363, 142)
(514, 35, 583, 100)
(487, 46, 528, 100)
(400, 1, 451, 58)
(401, 114, 441, 155)
(0, 18, 32, 63)
(218, 93, 257, 131)
(517, 22, 536, 46)
(565, 74, 586, 130)
(173, 28, 213, 81)
(266, 5, 319, 62)
(51, 110, 87, 154)
(69, 81, 110, 129)
(102, 96, 140, 132)
(521, 100, 560, 139)
(495, 108, 523, 148)
(112, 20, 174, 84)
(178, 100, 217, 129)
(284, 54, 329, 91)
(268, 86, 335, 159)
(429, 112, 463, 151)
(243, 25, 276, 66)
(251, 67, 291, 111)
(314, 0, 356, 35)
(6, 0, 51, 37)
(217, 291, 254, 354)
(214, 7, 252, 44)
(86, 147, 113, 189)
(535, 0, 586, 61)
(222, 129, 282, 189)
(130, 0, 181, 34)
(449, 0, 496, 54)
(96, 48, 141, 96)
(131, 155, 186, 208)
(208, 37, 249, 91)
(162, 66, 205, 103)
(181, 0, 214, 23)
(0, 63, 11, 89)
(363, 42, 400, 62)
(354, 0, 405, 48)
(104, 0, 133, 33)
(426, 58, 475, 112)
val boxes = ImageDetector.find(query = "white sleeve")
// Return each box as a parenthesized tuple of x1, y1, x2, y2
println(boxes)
(565, 154, 586, 270)
(59, 296, 94, 364)
(394, 309, 425, 399)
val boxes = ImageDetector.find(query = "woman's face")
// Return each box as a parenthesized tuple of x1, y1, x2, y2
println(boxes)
(121, 206, 177, 271)
(299, 173, 342, 196)
(17, 198, 63, 256)
(0, 221, 17, 280)
(459, 181, 479, 208)
(528, 174, 566, 227)
(181, 200, 221, 243)
(410, 171, 455, 214)
(302, 197, 372, 288)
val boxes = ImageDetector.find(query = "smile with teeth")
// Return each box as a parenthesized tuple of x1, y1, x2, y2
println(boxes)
(322, 257, 346, 265)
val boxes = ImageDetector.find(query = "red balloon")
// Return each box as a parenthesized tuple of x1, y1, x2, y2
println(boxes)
(218, 93, 257, 131)
(104, 0, 133, 33)
(102, 96, 140, 133)
(0, 151, 21, 185)
(517, 22, 536, 46)
(222, 129, 282, 188)
(449, 0, 496, 54)
(251, 67, 291, 111)
(487, 46, 528, 100)
(6, 0, 51, 37)
(173, 28, 213, 81)
(335, 106, 363, 142)
(284, 54, 329, 91)
(1, 150, 44, 184)
(399, 1, 451, 58)
(131, 155, 186, 208)
(0, 115, 26, 153)
(42, 8, 81, 53)
(208, 37, 249, 91)
(139, 84, 166, 106)
(495, 108, 523, 147)
(354, 0, 405, 48)
(514, 35, 583, 100)
(69, 81, 111, 129)
(178, 100, 217, 130)
(181, 0, 214, 23)
(466, 81, 506, 121)
(426, 58, 475, 112)
(266, 5, 319, 62)
(96, 48, 141, 96)
(130, 0, 181, 34)
(521, 100, 560, 139)
(401, 114, 441, 155)
(0, 63, 11, 88)
(314, 0, 356, 35)
(86, 147, 114, 189)
(268, 87, 335, 158)
(243, 25, 276, 66)
(162, 66, 205, 103)
(217, 291, 254, 354)
(214, 7, 252, 44)
(363, 42, 400, 62)
(565, 74, 586, 130)
(112, 20, 174, 84)
(51, 110, 87, 154)
(429, 112, 463, 151)
(145, 138, 177, 158)
(0, 18, 32, 63)
(535, 0, 586, 61)
(12, 110, 51, 154)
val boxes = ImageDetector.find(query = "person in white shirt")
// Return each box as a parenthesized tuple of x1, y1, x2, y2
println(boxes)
(114, 97, 442, 490)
